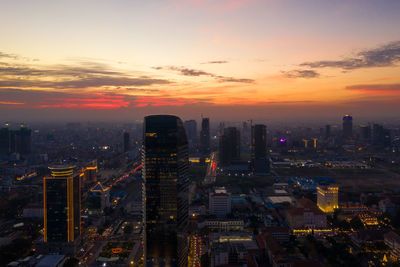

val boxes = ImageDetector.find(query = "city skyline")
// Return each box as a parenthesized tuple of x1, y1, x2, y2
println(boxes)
(1, 0, 400, 121)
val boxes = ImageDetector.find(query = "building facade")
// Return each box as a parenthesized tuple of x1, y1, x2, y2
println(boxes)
(43, 165, 81, 254)
(143, 115, 189, 267)
(317, 186, 339, 213)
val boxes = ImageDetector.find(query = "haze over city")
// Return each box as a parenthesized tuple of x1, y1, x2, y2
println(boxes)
(1, 0, 400, 122)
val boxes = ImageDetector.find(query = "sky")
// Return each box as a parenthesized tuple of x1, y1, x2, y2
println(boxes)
(1, 0, 400, 122)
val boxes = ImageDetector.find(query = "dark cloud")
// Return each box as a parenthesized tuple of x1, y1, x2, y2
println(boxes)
(201, 60, 228, 64)
(346, 83, 400, 91)
(154, 65, 254, 83)
(300, 41, 400, 70)
(282, 69, 320, 79)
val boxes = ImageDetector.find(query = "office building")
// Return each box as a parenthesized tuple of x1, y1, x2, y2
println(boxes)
(342, 115, 353, 139)
(209, 187, 232, 218)
(372, 124, 391, 147)
(123, 131, 130, 152)
(317, 186, 339, 213)
(184, 120, 197, 150)
(43, 165, 81, 254)
(251, 124, 269, 174)
(325, 125, 331, 139)
(87, 182, 110, 215)
(219, 127, 240, 166)
(0, 124, 31, 155)
(200, 118, 210, 155)
(143, 115, 189, 267)
(82, 160, 98, 185)
(359, 124, 371, 141)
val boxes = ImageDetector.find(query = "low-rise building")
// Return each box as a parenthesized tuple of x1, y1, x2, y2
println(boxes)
(384, 231, 400, 261)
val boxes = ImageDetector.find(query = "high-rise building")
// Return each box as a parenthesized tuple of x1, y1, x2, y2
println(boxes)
(251, 124, 269, 174)
(0, 124, 31, 155)
(87, 182, 110, 215)
(184, 120, 197, 149)
(123, 131, 130, 152)
(0, 127, 10, 155)
(82, 160, 98, 187)
(200, 118, 210, 155)
(43, 165, 81, 245)
(359, 124, 371, 141)
(219, 127, 240, 166)
(372, 124, 391, 147)
(342, 115, 353, 139)
(209, 187, 231, 218)
(143, 115, 189, 267)
(325, 125, 331, 139)
(317, 186, 339, 213)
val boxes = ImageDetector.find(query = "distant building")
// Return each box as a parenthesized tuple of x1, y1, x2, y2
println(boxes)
(372, 123, 391, 147)
(219, 127, 240, 166)
(251, 124, 269, 175)
(82, 160, 97, 185)
(209, 187, 232, 217)
(23, 204, 43, 218)
(42, 165, 81, 254)
(317, 186, 339, 213)
(286, 198, 327, 229)
(87, 182, 110, 215)
(184, 120, 197, 149)
(0, 124, 31, 155)
(143, 115, 189, 267)
(123, 131, 130, 152)
(359, 124, 371, 141)
(384, 231, 400, 261)
(342, 115, 353, 138)
(325, 124, 331, 139)
(200, 118, 210, 156)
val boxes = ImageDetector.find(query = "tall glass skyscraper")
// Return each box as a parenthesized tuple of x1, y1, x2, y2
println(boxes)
(342, 115, 353, 139)
(200, 118, 210, 155)
(43, 165, 81, 243)
(143, 115, 189, 267)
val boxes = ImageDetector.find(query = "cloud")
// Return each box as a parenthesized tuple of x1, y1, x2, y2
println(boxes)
(282, 69, 320, 79)
(300, 41, 400, 70)
(154, 65, 254, 83)
(0, 51, 19, 60)
(0, 88, 132, 109)
(0, 59, 171, 89)
(346, 83, 400, 95)
(201, 60, 228, 64)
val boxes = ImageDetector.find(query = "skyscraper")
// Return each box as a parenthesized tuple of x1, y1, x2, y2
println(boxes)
(219, 127, 240, 166)
(143, 115, 189, 267)
(325, 125, 331, 139)
(184, 120, 197, 149)
(123, 131, 130, 152)
(0, 124, 31, 155)
(200, 118, 210, 156)
(359, 124, 371, 142)
(251, 124, 269, 174)
(43, 165, 81, 248)
(342, 115, 353, 139)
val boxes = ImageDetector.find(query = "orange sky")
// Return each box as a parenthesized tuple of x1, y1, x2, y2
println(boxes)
(1, 0, 400, 121)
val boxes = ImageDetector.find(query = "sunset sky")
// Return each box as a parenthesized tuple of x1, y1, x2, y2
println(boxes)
(1, 0, 400, 122)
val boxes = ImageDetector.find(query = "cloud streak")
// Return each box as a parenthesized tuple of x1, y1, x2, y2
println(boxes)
(201, 60, 228, 64)
(0, 59, 171, 89)
(282, 69, 320, 79)
(154, 65, 254, 83)
(300, 41, 400, 70)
